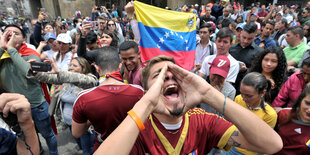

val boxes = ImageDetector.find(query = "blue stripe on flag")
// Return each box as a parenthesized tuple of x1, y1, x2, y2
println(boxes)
(138, 22, 196, 52)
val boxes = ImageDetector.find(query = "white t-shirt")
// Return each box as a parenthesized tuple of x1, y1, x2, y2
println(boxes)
(195, 41, 217, 65)
(199, 54, 239, 83)
(56, 51, 77, 71)
(43, 49, 57, 59)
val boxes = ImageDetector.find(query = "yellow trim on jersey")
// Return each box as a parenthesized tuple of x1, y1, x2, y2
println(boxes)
(217, 125, 237, 151)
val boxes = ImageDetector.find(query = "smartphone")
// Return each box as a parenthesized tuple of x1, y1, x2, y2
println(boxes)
(31, 62, 52, 72)
(91, 21, 99, 31)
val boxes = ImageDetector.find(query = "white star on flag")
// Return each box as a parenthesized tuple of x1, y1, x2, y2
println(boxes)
(175, 33, 178, 36)
(170, 31, 174, 35)
(159, 37, 165, 43)
(186, 46, 189, 51)
(157, 44, 161, 48)
(164, 32, 169, 38)
(180, 36, 183, 40)
(185, 40, 188, 44)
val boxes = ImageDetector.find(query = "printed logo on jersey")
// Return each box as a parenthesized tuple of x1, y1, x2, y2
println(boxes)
(188, 149, 198, 155)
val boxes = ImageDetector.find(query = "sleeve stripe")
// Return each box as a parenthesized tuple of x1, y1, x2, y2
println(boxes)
(217, 125, 237, 151)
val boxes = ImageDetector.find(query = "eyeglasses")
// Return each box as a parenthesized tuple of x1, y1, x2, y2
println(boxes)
(99, 22, 106, 25)
(303, 12, 307, 14)
(108, 24, 115, 26)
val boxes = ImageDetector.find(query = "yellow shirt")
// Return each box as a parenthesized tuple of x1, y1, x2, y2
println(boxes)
(234, 95, 277, 155)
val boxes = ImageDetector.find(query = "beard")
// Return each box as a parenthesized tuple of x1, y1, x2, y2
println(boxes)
(167, 96, 186, 116)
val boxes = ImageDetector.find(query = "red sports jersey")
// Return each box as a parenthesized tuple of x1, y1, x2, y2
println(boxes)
(130, 108, 236, 155)
(276, 109, 310, 154)
(72, 84, 144, 151)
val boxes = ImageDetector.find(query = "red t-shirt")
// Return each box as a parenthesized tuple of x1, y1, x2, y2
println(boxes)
(128, 64, 143, 87)
(276, 109, 310, 154)
(72, 84, 144, 150)
(130, 108, 236, 155)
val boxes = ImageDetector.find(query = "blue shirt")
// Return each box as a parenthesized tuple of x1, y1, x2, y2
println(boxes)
(0, 128, 17, 154)
(254, 35, 277, 49)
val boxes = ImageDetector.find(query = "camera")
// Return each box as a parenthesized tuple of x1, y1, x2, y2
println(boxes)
(31, 62, 52, 72)
(0, 112, 22, 135)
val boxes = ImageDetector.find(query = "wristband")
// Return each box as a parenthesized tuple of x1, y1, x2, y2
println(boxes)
(127, 109, 145, 131)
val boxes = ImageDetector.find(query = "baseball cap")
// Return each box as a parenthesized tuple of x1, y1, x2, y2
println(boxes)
(236, 23, 246, 30)
(209, 55, 230, 78)
(291, 5, 297, 9)
(56, 33, 72, 44)
(277, 11, 283, 16)
(44, 33, 56, 42)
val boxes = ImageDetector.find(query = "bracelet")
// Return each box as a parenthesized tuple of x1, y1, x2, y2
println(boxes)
(216, 95, 227, 123)
(127, 109, 145, 131)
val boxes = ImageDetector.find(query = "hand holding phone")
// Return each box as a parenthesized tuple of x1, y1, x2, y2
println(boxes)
(30, 62, 52, 72)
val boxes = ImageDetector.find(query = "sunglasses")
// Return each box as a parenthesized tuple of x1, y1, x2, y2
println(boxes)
(108, 24, 115, 26)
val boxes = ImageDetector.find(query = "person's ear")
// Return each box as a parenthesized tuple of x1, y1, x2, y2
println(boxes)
(262, 89, 267, 96)
(94, 64, 101, 74)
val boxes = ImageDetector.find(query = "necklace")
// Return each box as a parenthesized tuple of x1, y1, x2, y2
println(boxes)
(246, 104, 262, 111)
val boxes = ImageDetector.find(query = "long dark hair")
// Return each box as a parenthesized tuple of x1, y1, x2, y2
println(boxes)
(101, 29, 119, 48)
(249, 46, 287, 91)
(241, 72, 272, 112)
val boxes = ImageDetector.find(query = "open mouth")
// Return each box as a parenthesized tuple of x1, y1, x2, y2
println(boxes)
(164, 84, 179, 99)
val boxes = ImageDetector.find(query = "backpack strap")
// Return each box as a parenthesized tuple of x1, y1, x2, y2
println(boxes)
(210, 41, 214, 55)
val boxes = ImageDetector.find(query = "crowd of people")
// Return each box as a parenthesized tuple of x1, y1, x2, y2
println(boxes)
(0, 0, 310, 154)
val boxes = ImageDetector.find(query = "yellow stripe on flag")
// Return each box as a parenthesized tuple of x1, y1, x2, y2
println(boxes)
(306, 139, 310, 147)
(134, 1, 196, 32)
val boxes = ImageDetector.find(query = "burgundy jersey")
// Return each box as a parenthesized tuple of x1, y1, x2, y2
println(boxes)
(73, 84, 144, 150)
(130, 108, 236, 155)
(276, 109, 310, 154)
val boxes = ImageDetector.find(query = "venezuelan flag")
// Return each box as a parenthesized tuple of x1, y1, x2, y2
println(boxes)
(306, 139, 310, 147)
(134, 1, 196, 70)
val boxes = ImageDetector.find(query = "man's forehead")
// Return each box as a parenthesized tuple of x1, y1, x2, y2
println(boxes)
(149, 61, 173, 73)
(5, 27, 21, 33)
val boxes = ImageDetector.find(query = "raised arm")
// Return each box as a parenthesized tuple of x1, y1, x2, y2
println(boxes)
(0, 93, 39, 155)
(125, 1, 141, 43)
(95, 63, 283, 155)
(168, 64, 283, 154)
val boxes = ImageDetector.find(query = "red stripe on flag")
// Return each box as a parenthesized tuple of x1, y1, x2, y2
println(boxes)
(140, 47, 195, 70)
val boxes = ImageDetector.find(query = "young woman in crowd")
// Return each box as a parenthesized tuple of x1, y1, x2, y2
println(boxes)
(100, 29, 119, 48)
(106, 19, 124, 44)
(235, 15, 243, 24)
(55, 33, 76, 71)
(249, 46, 287, 103)
(222, 72, 278, 155)
(28, 57, 97, 155)
(77, 20, 119, 64)
(275, 83, 310, 154)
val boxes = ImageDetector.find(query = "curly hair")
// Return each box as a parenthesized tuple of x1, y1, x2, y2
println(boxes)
(249, 46, 287, 90)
